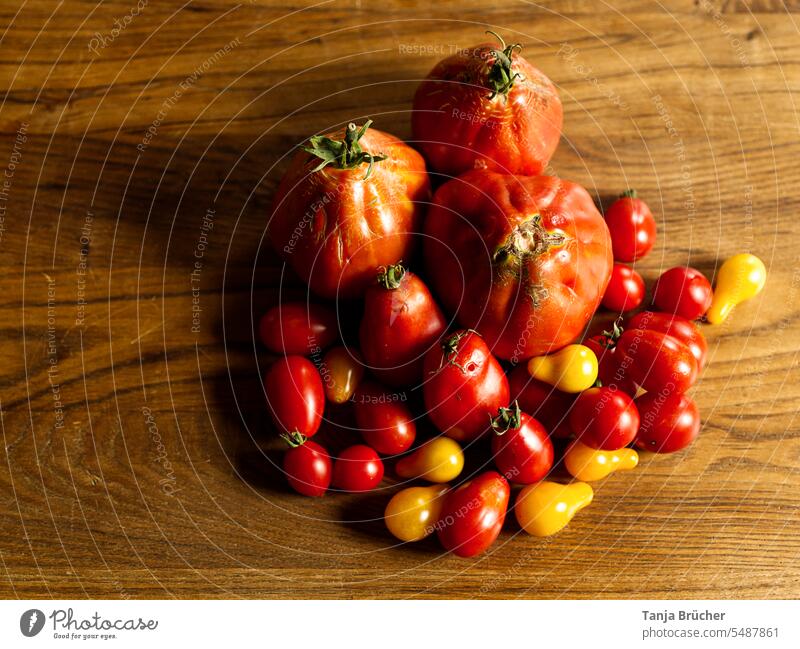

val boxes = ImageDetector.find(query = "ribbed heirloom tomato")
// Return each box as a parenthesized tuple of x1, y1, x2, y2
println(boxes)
(425, 171, 612, 361)
(268, 121, 429, 298)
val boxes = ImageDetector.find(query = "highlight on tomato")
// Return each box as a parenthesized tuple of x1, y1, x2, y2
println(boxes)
(602, 263, 645, 313)
(264, 356, 325, 438)
(332, 445, 384, 492)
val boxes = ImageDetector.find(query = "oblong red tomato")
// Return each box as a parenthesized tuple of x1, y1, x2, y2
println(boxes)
(604, 191, 657, 262)
(359, 263, 446, 387)
(268, 121, 429, 298)
(635, 391, 700, 453)
(264, 356, 324, 438)
(412, 33, 562, 177)
(436, 471, 510, 558)
(424, 171, 612, 361)
(610, 329, 699, 395)
(423, 330, 510, 442)
(353, 382, 416, 455)
(508, 365, 575, 438)
(283, 440, 331, 497)
(628, 311, 708, 369)
(259, 301, 337, 355)
(490, 404, 554, 484)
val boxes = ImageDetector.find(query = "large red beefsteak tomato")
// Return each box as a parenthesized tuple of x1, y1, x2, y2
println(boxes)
(424, 171, 612, 361)
(268, 121, 429, 298)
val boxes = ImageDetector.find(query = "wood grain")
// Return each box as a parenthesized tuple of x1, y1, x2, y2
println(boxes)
(1, 0, 799, 599)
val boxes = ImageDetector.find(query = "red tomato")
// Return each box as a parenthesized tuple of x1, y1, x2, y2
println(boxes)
(507, 365, 575, 438)
(611, 329, 699, 395)
(268, 121, 429, 298)
(635, 391, 700, 453)
(353, 382, 416, 455)
(359, 263, 446, 387)
(602, 264, 645, 313)
(283, 439, 332, 497)
(332, 445, 384, 492)
(264, 356, 324, 437)
(436, 471, 510, 558)
(259, 301, 337, 355)
(583, 330, 633, 393)
(604, 190, 657, 262)
(490, 403, 554, 483)
(569, 387, 640, 450)
(628, 311, 708, 369)
(424, 171, 613, 361)
(652, 267, 712, 320)
(423, 330, 510, 442)
(412, 32, 562, 177)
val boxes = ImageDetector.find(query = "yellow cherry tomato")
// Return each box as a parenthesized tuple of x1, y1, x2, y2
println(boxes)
(384, 484, 448, 542)
(527, 344, 598, 393)
(563, 440, 638, 482)
(515, 481, 593, 537)
(706, 253, 767, 324)
(321, 346, 364, 404)
(395, 437, 464, 483)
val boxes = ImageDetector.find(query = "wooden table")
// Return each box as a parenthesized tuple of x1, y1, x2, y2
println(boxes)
(1, 0, 798, 599)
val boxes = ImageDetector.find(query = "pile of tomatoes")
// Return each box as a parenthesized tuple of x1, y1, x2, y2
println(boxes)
(261, 32, 767, 558)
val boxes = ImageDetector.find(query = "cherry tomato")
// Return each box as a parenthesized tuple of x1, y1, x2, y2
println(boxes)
(490, 403, 554, 484)
(359, 263, 446, 387)
(264, 356, 324, 437)
(611, 328, 699, 395)
(384, 484, 449, 542)
(569, 387, 640, 450)
(283, 438, 332, 497)
(259, 301, 337, 355)
(515, 481, 593, 537)
(527, 344, 598, 393)
(652, 266, 712, 320)
(604, 190, 657, 262)
(602, 264, 645, 313)
(583, 325, 632, 394)
(332, 445, 384, 492)
(395, 438, 464, 483)
(436, 471, 510, 558)
(320, 346, 365, 404)
(635, 391, 700, 453)
(507, 365, 575, 438)
(628, 311, 708, 369)
(706, 253, 767, 324)
(353, 382, 416, 455)
(423, 330, 510, 442)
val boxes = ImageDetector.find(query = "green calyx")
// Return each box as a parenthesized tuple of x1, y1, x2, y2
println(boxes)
(302, 120, 387, 180)
(490, 401, 522, 435)
(601, 317, 625, 345)
(377, 262, 406, 290)
(280, 431, 307, 448)
(620, 188, 637, 199)
(437, 329, 479, 374)
(485, 30, 523, 98)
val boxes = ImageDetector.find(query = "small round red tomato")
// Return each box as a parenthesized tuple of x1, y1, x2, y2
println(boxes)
(604, 190, 657, 262)
(332, 445, 384, 492)
(611, 329, 699, 394)
(423, 330, 510, 442)
(259, 302, 337, 355)
(569, 387, 640, 450)
(359, 263, 446, 387)
(507, 365, 575, 438)
(490, 403, 554, 483)
(283, 439, 331, 497)
(602, 264, 645, 313)
(635, 391, 700, 453)
(652, 266, 712, 320)
(353, 382, 416, 455)
(264, 356, 325, 437)
(628, 311, 708, 369)
(436, 471, 510, 558)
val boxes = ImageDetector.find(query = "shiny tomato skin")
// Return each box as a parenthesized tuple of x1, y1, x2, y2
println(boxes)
(425, 172, 613, 361)
(268, 127, 429, 299)
(612, 329, 698, 394)
(259, 302, 337, 355)
(353, 382, 416, 455)
(635, 391, 700, 453)
(652, 267, 712, 320)
(283, 441, 332, 497)
(569, 387, 640, 450)
(359, 267, 446, 387)
(412, 41, 562, 177)
(508, 365, 575, 438)
(423, 330, 510, 442)
(628, 311, 708, 369)
(491, 412, 554, 484)
(332, 445, 384, 492)
(436, 471, 510, 558)
(264, 356, 325, 437)
(604, 195, 657, 262)
(602, 264, 645, 313)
